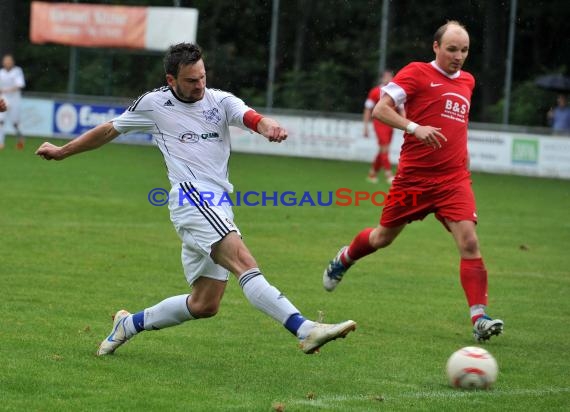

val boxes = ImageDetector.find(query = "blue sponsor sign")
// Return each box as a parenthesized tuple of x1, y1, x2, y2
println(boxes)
(52, 102, 152, 144)
(53, 102, 125, 136)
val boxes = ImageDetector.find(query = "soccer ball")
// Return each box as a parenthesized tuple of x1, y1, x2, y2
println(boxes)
(446, 346, 498, 389)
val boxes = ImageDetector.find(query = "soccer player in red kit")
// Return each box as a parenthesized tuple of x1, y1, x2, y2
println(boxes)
(323, 21, 504, 342)
(363, 70, 399, 184)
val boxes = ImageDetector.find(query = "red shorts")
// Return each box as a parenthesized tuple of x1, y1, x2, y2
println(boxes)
(373, 120, 393, 146)
(380, 175, 477, 231)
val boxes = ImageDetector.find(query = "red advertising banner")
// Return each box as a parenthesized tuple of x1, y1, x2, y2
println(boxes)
(30, 1, 147, 49)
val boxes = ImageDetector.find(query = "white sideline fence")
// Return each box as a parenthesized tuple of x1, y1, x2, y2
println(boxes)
(10, 95, 570, 180)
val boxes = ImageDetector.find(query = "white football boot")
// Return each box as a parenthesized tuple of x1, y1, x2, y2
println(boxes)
(323, 246, 350, 292)
(96, 310, 132, 356)
(473, 315, 504, 342)
(299, 320, 356, 354)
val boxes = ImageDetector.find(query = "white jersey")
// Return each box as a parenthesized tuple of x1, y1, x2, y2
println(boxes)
(0, 65, 25, 102)
(112, 86, 252, 193)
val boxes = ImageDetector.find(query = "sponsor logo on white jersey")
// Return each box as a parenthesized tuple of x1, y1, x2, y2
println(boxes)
(203, 107, 221, 124)
(179, 131, 221, 143)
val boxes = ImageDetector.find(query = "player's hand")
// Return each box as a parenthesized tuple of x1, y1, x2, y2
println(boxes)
(363, 128, 369, 138)
(264, 125, 287, 143)
(257, 117, 288, 143)
(35, 142, 65, 161)
(413, 126, 447, 149)
(0, 99, 6, 112)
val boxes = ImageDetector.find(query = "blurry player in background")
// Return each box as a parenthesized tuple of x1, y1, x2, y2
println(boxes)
(36, 43, 355, 356)
(323, 21, 504, 342)
(547, 94, 570, 135)
(0, 54, 26, 150)
(362, 69, 402, 184)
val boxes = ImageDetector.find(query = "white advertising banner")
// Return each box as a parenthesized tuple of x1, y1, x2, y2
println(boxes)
(11, 97, 570, 179)
(4, 97, 53, 136)
(230, 115, 384, 162)
(145, 7, 199, 51)
(230, 114, 570, 179)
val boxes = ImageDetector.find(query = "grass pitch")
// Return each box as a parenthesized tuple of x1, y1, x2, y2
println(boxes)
(1, 136, 569, 411)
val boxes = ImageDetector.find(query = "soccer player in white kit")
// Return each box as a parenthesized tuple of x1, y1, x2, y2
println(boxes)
(0, 54, 26, 150)
(36, 43, 356, 355)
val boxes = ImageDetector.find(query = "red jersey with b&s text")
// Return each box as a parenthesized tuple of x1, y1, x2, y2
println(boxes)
(382, 61, 474, 181)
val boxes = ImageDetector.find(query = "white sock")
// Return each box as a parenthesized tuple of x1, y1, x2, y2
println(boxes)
(470, 304, 486, 320)
(239, 268, 299, 324)
(123, 294, 193, 338)
(296, 320, 317, 339)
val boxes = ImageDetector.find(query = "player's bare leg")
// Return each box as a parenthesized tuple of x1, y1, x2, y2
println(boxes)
(379, 143, 394, 183)
(447, 219, 504, 341)
(14, 123, 24, 150)
(0, 121, 5, 150)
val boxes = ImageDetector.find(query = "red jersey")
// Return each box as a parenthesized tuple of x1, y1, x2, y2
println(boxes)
(382, 61, 475, 180)
(365, 85, 393, 139)
(365, 85, 381, 108)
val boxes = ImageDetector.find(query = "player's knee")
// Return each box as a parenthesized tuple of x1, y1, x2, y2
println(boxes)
(369, 232, 393, 249)
(460, 235, 479, 255)
(189, 301, 220, 318)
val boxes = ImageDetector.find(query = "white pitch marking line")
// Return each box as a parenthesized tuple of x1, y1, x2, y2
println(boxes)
(288, 387, 570, 408)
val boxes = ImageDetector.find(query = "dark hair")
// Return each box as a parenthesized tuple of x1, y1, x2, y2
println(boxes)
(163, 43, 202, 76)
(433, 20, 467, 44)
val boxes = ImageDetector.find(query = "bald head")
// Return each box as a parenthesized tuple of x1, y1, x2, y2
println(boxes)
(433, 21, 470, 75)
(434, 21, 469, 44)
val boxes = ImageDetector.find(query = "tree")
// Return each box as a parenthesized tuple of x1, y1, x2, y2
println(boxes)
(7, 0, 570, 126)
(0, 0, 15, 57)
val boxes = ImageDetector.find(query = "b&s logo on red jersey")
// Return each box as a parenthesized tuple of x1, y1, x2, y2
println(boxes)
(441, 92, 470, 124)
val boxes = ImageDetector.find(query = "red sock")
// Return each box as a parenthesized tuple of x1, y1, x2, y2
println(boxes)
(343, 228, 376, 265)
(380, 152, 391, 171)
(460, 257, 488, 312)
(372, 153, 383, 172)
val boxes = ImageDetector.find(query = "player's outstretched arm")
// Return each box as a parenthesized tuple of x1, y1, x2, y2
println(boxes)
(257, 117, 288, 143)
(36, 121, 121, 161)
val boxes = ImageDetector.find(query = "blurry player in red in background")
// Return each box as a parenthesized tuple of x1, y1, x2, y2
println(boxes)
(362, 70, 403, 184)
(324, 21, 504, 342)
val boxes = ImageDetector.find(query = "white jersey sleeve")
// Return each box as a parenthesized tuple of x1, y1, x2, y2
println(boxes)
(215, 89, 251, 130)
(111, 91, 159, 134)
(381, 81, 407, 107)
(111, 114, 157, 133)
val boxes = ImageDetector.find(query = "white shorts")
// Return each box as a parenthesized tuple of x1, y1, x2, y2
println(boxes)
(0, 97, 21, 125)
(169, 184, 241, 286)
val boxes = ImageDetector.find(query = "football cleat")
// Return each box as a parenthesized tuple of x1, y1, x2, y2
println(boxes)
(366, 174, 379, 184)
(299, 320, 356, 354)
(96, 309, 131, 356)
(323, 246, 350, 292)
(473, 315, 504, 342)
